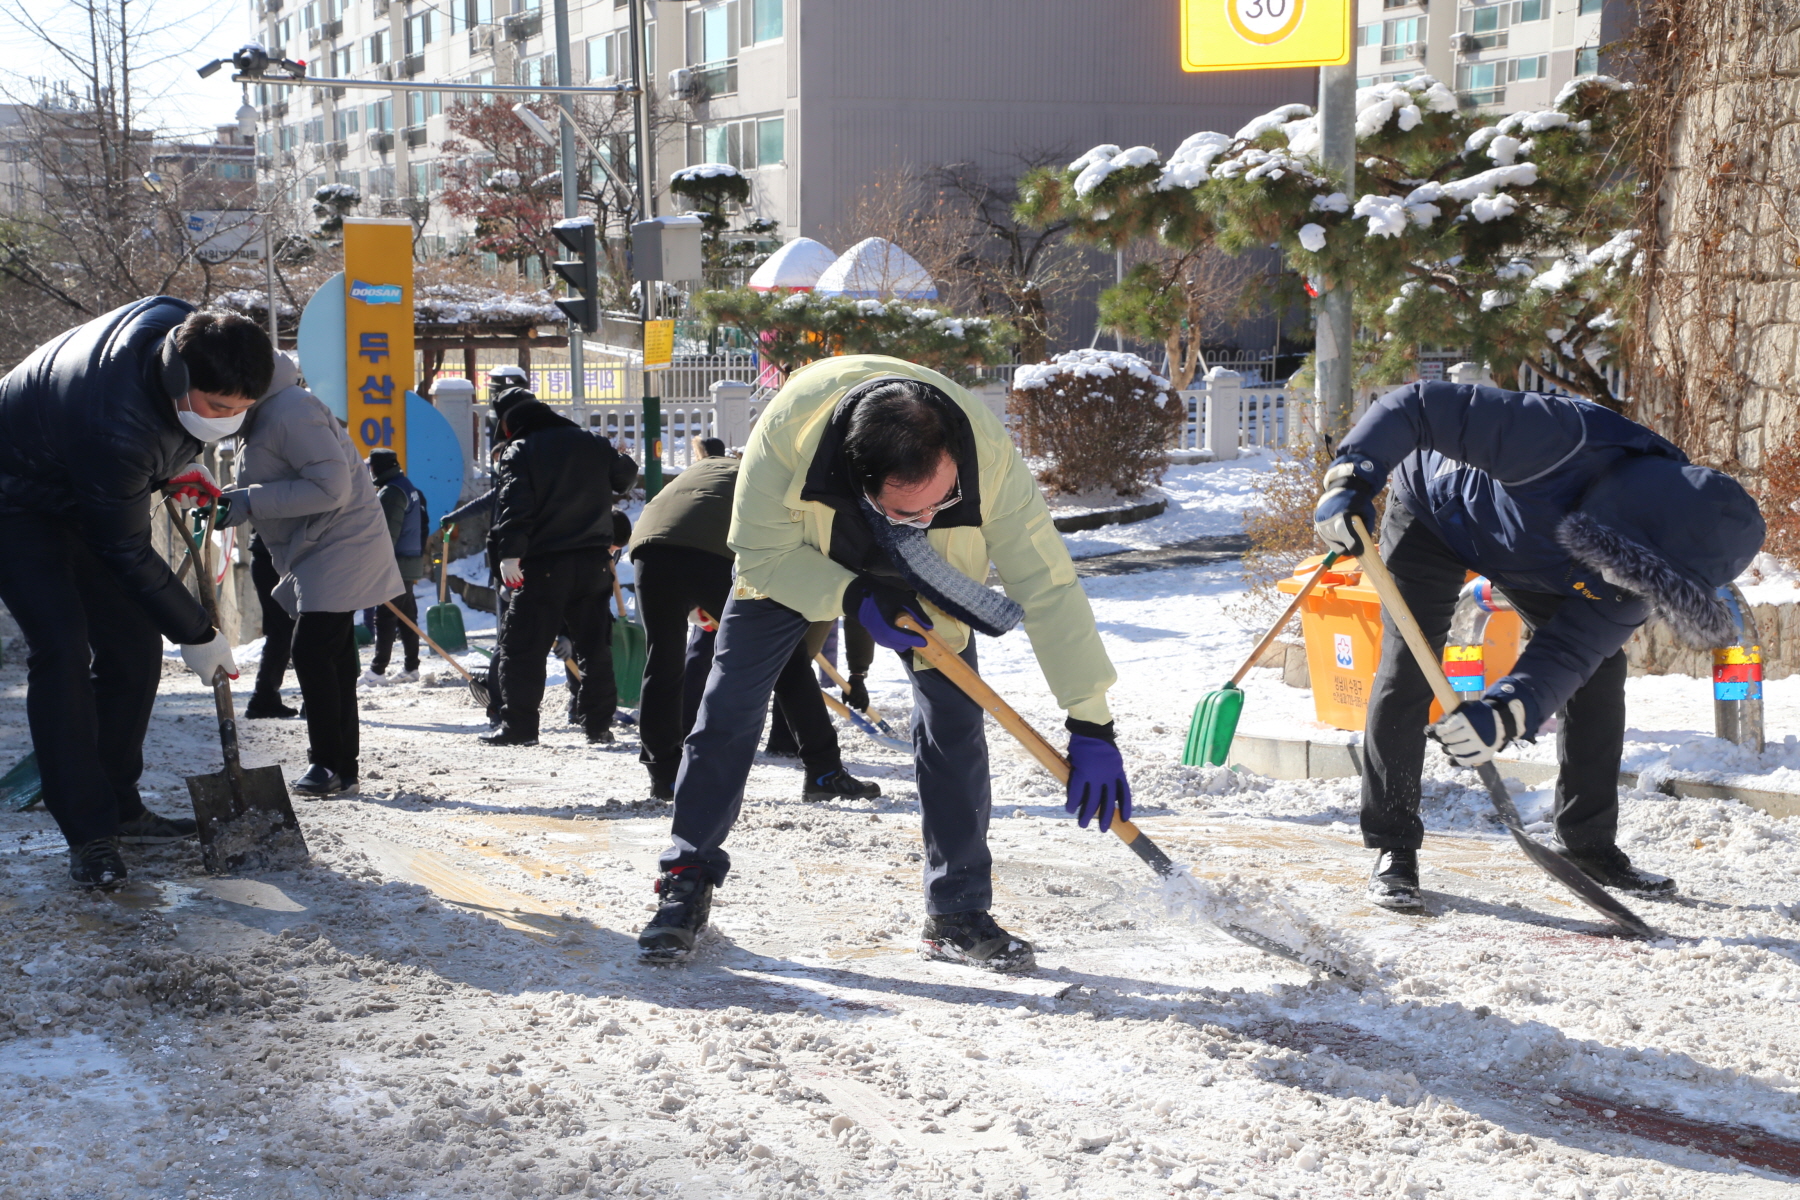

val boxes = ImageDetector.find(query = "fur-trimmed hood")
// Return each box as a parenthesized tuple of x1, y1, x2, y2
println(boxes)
(1558, 457, 1764, 648)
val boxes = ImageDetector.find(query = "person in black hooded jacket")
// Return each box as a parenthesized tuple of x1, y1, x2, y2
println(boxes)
(0, 299, 275, 887)
(483, 398, 637, 747)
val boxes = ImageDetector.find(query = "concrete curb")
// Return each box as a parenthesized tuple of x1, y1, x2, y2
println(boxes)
(1051, 497, 1168, 533)
(1225, 732, 1800, 820)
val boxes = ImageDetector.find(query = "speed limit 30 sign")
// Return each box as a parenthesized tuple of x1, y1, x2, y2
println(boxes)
(1181, 0, 1352, 72)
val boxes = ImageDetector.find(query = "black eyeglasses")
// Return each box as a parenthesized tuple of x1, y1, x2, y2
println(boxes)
(866, 477, 961, 528)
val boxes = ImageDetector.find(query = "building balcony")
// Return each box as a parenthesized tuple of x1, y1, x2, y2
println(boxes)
(326, 140, 347, 160)
(503, 12, 542, 41)
(1380, 42, 1427, 64)
(369, 131, 394, 154)
(322, 18, 342, 39)
(692, 58, 737, 99)
(404, 126, 428, 148)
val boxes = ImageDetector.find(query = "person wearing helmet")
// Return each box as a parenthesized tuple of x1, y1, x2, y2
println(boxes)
(1313, 382, 1765, 909)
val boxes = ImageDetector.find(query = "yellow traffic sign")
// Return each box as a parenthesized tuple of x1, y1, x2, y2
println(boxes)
(643, 319, 675, 368)
(1181, 0, 1352, 73)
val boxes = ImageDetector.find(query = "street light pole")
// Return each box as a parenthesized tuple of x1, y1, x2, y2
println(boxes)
(551, 0, 584, 418)
(1313, 62, 1357, 446)
(627, 0, 661, 497)
(238, 98, 279, 350)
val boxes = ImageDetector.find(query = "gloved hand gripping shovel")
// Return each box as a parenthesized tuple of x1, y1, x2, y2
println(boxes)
(1185, 551, 1340, 766)
(163, 499, 307, 873)
(894, 614, 1350, 977)
(1347, 516, 1653, 938)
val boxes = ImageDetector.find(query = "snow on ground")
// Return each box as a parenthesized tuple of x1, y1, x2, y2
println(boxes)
(3, 462, 1799, 1199)
(1057, 455, 1277, 558)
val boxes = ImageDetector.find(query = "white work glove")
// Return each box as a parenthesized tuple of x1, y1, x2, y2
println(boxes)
(1429, 697, 1527, 767)
(180, 632, 239, 684)
(500, 557, 524, 587)
(164, 463, 221, 508)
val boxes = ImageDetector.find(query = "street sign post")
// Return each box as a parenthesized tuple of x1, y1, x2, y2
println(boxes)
(1180, 0, 1353, 73)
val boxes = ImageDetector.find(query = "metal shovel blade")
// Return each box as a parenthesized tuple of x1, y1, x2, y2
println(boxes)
(1, 752, 43, 812)
(1475, 762, 1654, 938)
(186, 764, 308, 874)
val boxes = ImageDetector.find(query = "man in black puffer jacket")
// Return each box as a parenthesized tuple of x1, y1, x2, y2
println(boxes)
(483, 398, 637, 747)
(0, 299, 275, 887)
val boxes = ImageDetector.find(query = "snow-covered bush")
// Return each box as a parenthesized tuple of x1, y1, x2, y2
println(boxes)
(669, 162, 751, 209)
(1018, 76, 1642, 410)
(1009, 349, 1183, 496)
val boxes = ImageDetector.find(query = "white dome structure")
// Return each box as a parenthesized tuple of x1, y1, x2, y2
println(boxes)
(812, 237, 938, 300)
(746, 237, 838, 292)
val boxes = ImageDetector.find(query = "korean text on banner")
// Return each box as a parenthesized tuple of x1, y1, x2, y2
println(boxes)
(644, 319, 675, 369)
(343, 219, 415, 465)
(1181, 0, 1352, 73)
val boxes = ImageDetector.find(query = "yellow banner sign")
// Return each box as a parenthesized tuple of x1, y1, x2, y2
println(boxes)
(1181, 0, 1352, 73)
(343, 219, 415, 464)
(643, 319, 675, 369)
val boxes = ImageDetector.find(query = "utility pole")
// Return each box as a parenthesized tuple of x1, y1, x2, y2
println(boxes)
(627, 0, 662, 497)
(1314, 61, 1356, 447)
(551, 0, 585, 418)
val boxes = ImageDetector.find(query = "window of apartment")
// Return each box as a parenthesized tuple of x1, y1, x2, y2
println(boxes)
(273, 17, 294, 50)
(696, 115, 782, 170)
(305, 116, 325, 144)
(366, 98, 393, 132)
(369, 165, 395, 197)
(587, 34, 612, 79)
(1575, 45, 1599, 74)
(750, 0, 782, 43)
(214, 160, 255, 180)
(408, 161, 439, 195)
(1513, 54, 1547, 81)
(1578, 0, 1603, 12)
(366, 30, 388, 64)
(452, 0, 495, 31)
(1455, 54, 1548, 104)
(1378, 16, 1426, 62)
(333, 108, 360, 139)
(688, 1, 739, 66)
(339, 169, 360, 194)
(405, 12, 433, 54)
(1515, 0, 1546, 22)
(757, 116, 784, 166)
(517, 55, 555, 88)
(302, 3, 317, 30)
(407, 91, 441, 127)
(278, 125, 299, 152)
(332, 46, 361, 75)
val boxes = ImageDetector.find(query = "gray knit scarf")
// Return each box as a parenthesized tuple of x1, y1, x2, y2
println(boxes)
(860, 497, 1024, 637)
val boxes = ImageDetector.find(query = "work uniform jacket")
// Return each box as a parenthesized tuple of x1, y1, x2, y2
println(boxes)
(0, 295, 212, 644)
(728, 354, 1116, 724)
(629, 456, 739, 562)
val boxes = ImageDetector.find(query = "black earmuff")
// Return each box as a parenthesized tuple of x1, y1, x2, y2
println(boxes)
(159, 332, 190, 402)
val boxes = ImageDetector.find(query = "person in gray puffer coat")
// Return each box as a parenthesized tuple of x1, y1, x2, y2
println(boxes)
(217, 353, 402, 797)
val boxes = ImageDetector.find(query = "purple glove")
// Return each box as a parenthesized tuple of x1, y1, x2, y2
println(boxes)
(844, 576, 931, 652)
(1065, 725, 1131, 833)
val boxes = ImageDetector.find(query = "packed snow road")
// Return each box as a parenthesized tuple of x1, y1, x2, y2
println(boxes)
(3, 540, 1800, 1199)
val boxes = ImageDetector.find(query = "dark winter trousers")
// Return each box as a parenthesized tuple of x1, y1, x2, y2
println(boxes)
(371, 588, 420, 674)
(291, 611, 361, 781)
(0, 518, 162, 847)
(496, 548, 615, 739)
(1362, 504, 1629, 853)
(248, 534, 294, 706)
(663, 596, 994, 915)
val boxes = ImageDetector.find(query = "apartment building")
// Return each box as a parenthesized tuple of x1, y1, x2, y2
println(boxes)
(246, 1, 1317, 251)
(1354, 0, 1633, 111)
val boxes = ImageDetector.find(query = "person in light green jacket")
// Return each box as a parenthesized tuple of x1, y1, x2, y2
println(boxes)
(637, 355, 1129, 972)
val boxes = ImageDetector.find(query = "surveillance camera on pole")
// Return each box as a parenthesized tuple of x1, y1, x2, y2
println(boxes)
(552, 217, 600, 334)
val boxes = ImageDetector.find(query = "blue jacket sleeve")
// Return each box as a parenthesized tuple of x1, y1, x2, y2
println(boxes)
(1337, 382, 1590, 489)
(1490, 592, 1646, 734)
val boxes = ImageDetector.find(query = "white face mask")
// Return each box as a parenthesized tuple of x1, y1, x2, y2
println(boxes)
(178, 407, 246, 442)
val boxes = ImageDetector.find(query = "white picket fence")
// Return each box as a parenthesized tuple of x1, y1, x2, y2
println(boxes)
(1174, 368, 1295, 457)
(573, 380, 776, 473)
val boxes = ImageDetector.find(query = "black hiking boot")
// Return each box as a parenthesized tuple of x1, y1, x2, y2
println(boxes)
(637, 867, 714, 963)
(647, 778, 674, 802)
(479, 726, 539, 747)
(69, 839, 127, 889)
(244, 696, 299, 719)
(586, 727, 616, 746)
(291, 764, 351, 798)
(1368, 848, 1423, 910)
(1549, 839, 1676, 894)
(802, 769, 882, 803)
(919, 911, 1036, 973)
(115, 811, 198, 844)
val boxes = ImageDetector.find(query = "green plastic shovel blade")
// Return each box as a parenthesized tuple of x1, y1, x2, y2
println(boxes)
(1, 751, 42, 812)
(425, 601, 468, 652)
(1185, 684, 1244, 767)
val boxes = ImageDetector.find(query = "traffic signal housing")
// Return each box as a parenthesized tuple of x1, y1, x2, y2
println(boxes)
(552, 217, 600, 333)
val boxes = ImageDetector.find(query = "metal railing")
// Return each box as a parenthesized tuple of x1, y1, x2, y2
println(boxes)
(1174, 375, 1294, 453)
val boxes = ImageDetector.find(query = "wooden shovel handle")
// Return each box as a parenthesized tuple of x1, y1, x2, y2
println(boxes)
(384, 600, 475, 682)
(439, 523, 454, 604)
(1228, 550, 1340, 687)
(1347, 516, 1461, 713)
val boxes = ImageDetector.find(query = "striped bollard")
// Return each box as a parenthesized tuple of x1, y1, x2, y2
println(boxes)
(1713, 584, 1764, 754)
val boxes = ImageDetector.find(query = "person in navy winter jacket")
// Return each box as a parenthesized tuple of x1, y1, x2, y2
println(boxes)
(1313, 382, 1764, 907)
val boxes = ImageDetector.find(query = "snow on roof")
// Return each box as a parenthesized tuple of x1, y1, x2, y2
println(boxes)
(747, 237, 837, 292)
(671, 162, 743, 183)
(813, 237, 937, 300)
(413, 284, 566, 326)
(1013, 349, 1171, 394)
(554, 216, 596, 229)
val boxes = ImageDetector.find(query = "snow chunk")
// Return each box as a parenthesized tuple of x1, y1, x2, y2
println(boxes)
(1481, 289, 1516, 310)
(1309, 192, 1350, 213)
(1297, 223, 1328, 253)
(1352, 194, 1408, 238)
(485, 169, 521, 191)
(1072, 145, 1160, 197)
(1157, 131, 1235, 190)
(1486, 135, 1523, 166)
(1468, 192, 1518, 223)
(1014, 348, 1170, 393)
(1554, 74, 1628, 108)
(1235, 103, 1314, 143)
(1440, 162, 1539, 201)
(670, 162, 743, 183)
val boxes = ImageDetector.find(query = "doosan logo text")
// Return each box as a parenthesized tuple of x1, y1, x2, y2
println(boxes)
(350, 280, 404, 305)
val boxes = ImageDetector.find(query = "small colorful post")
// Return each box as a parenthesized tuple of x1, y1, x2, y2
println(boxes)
(1713, 584, 1764, 753)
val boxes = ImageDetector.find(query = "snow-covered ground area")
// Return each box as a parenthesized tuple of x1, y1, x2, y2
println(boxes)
(1056, 455, 1277, 559)
(2, 458, 1799, 1200)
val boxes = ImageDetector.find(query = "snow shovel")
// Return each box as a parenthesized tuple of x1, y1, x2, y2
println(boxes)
(813, 652, 907, 744)
(1185, 551, 1341, 767)
(1346, 515, 1653, 938)
(0, 752, 42, 812)
(611, 577, 646, 708)
(817, 685, 912, 753)
(382, 600, 489, 707)
(163, 499, 307, 874)
(425, 524, 468, 652)
(894, 613, 1350, 978)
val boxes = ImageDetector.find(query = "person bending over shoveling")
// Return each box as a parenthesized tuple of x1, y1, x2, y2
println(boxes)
(1312, 381, 1763, 910)
(637, 357, 1130, 971)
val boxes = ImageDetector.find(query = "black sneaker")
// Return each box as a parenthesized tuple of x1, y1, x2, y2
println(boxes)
(70, 839, 127, 889)
(479, 726, 539, 747)
(244, 698, 299, 719)
(587, 727, 616, 746)
(919, 911, 1036, 973)
(115, 811, 198, 844)
(803, 769, 882, 803)
(637, 867, 714, 963)
(1550, 840, 1676, 894)
(1368, 848, 1423, 910)
(291, 764, 350, 798)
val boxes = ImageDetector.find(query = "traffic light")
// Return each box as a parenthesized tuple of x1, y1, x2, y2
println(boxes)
(552, 217, 600, 333)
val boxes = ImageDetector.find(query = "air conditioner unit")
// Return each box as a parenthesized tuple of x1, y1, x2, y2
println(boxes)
(402, 53, 424, 78)
(1455, 33, 1481, 54)
(503, 12, 542, 41)
(377, 63, 396, 82)
(668, 67, 701, 102)
(469, 26, 497, 55)
(369, 131, 395, 154)
(373, 0, 390, 16)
